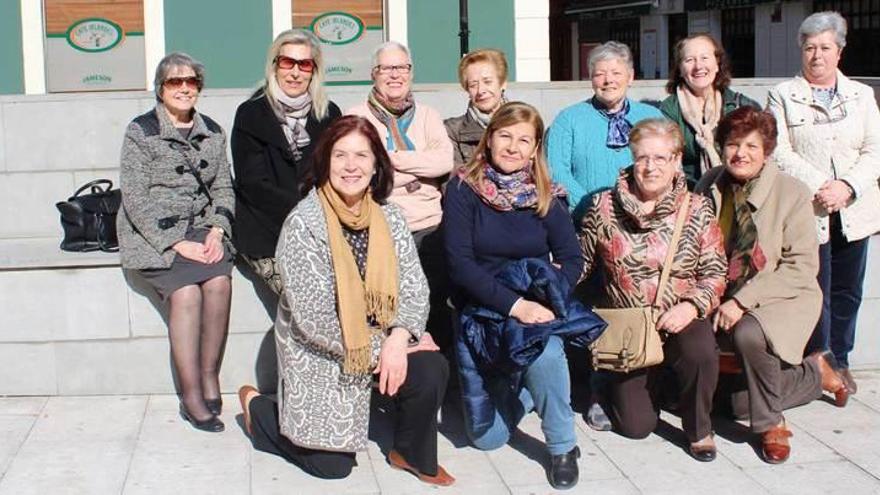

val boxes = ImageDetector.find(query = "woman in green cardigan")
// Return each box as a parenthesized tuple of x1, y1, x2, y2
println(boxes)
(660, 33, 759, 188)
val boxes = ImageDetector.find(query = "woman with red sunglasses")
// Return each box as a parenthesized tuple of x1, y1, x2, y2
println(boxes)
(231, 29, 341, 312)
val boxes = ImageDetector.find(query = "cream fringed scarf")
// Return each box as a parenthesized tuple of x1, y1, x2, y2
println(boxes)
(317, 184, 399, 375)
(677, 85, 723, 175)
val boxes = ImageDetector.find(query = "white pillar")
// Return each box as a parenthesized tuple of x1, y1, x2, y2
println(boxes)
(514, 0, 550, 81)
(386, 0, 408, 44)
(20, 0, 46, 94)
(144, 0, 165, 91)
(271, 0, 292, 38)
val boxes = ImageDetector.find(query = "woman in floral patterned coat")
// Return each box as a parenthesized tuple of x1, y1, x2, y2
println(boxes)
(579, 118, 727, 462)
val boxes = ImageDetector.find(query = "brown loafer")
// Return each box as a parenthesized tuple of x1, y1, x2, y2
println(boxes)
(762, 423, 793, 464)
(812, 351, 849, 407)
(841, 368, 858, 395)
(237, 385, 259, 436)
(388, 449, 455, 486)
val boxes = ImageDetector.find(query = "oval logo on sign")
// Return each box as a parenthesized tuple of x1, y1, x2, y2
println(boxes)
(310, 12, 365, 45)
(66, 18, 124, 53)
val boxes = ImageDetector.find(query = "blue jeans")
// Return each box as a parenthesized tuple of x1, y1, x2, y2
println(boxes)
(807, 213, 869, 368)
(466, 336, 577, 456)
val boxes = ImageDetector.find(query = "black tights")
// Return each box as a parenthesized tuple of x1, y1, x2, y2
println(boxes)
(168, 275, 231, 420)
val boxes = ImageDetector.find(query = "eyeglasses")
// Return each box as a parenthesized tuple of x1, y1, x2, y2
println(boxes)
(373, 64, 412, 75)
(163, 76, 202, 90)
(634, 153, 676, 167)
(275, 56, 316, 72)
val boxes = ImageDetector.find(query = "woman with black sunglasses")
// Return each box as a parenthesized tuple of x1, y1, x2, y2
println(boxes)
(232, 29, 341, 305)
(118, 52, 235, 432)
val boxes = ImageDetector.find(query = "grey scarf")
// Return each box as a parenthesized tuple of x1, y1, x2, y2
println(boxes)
(274, 91, 312, 160)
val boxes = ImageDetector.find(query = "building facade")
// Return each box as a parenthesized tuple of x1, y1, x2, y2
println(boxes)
(0, 0, 552, 95)
(552, 0, 880, 81)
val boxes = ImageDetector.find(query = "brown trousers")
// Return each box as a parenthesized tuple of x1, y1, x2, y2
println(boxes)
(722, 315, 822, 433)
(607, 318, 718, 442)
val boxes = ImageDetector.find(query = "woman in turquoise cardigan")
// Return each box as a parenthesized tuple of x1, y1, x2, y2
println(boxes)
(547, 41, 661, 222)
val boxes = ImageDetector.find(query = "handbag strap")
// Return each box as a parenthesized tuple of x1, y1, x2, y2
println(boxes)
(72, 179, 113, 198)
(654, 193, 690, 306)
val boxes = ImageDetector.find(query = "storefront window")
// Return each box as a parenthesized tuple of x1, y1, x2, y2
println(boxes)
(293, 0, 385, 84)
(44, 0, 146, 92)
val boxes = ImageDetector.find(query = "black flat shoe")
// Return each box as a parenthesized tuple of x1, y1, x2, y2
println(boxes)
(205, 398, 223, 416)
(549, 446, 580, 490)
(689, 436, 717, 462)
(179, 403, 224, 432)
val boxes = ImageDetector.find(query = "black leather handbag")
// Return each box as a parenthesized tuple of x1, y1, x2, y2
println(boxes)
(55, 179, 122, 252)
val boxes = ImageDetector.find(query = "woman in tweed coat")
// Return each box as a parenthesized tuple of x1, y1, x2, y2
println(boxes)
(238, 116, 453, 485)
(118, 53, 235, 432)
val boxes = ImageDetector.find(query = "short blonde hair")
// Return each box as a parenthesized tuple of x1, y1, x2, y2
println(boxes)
(459, 102, 555, 217)
(263, 29, 329, 120)
(629, 118, 685, 156)
(457, 48, 509, 90)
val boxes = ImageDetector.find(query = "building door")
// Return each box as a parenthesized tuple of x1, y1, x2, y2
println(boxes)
(813, 0, 880, 76)
(722, 7, 755, 77)
(609, 18, 642, 77)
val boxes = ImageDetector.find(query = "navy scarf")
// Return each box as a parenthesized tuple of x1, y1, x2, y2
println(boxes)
(592, 97, 632, 149)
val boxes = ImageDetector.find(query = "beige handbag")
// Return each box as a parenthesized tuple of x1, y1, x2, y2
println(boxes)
(590, 194, 690, 373)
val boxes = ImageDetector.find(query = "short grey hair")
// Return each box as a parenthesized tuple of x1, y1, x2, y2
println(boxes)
(588, 41, 634, 77)
(798, 11, 847, 49)
(154, 52, 205, 102)
(371, 41, 412, 68)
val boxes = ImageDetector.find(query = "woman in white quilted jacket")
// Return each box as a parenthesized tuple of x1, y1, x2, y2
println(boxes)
(767, 10, 880, 394)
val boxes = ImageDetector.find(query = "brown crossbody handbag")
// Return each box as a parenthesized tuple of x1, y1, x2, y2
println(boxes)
(590, 193, 690, 373)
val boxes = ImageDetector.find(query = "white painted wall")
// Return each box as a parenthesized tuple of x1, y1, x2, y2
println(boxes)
(387, 0, 408, 44)
(271, 0, 293, 38)
(143, 0, 165, 91)
(20, 0, 46, 95)
(688, 10, 721, 40)
(755, 2, 808, 77)
(514, 0, 550, 81)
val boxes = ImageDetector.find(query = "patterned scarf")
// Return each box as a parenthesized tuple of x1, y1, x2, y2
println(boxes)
(677, 85, 723, 175)
(461, 159, 566, 211)
(592, 97, 632, 148)
(467, 93, 507, 129)
(317, 184, 399, 375)
(367, 87, 415, 151)
(273, 90, 312, 161)
(721, 178, 766, 296)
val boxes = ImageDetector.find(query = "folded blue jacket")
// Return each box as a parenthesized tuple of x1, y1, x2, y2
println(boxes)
(455, 258, 607, 435)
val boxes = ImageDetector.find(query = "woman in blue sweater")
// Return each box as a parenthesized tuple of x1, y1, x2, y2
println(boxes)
(443, 102, 584, 490)
(546, 41, 662, 222)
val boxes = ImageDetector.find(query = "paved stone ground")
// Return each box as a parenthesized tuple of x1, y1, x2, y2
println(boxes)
(1, 370, 879, 495)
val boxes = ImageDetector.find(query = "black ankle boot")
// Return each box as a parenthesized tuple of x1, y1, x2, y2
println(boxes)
(549, 446, 580, 490)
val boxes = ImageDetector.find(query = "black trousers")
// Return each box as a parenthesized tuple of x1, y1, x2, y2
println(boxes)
(808, 212, 869, 367)
(607, 318, 718, 442)
(248, 351, 449, 479)
(413, 226, 453, 352)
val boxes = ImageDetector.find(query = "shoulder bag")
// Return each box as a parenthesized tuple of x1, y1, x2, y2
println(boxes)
(55, 179, 121, 252)
(590, 193, 690, 373)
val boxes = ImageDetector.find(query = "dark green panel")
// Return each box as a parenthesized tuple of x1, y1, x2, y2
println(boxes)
(0, 1, 25, 94)
(164, 0, 272, 88)
(407, 0, 517, 83)
(469, 0, 516, 81)
(407, 0, 459, 83)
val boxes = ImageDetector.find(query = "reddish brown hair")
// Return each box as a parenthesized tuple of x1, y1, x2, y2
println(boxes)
(308, 115, 394, 202)
(666, 33, 732, 95)
(716, 106, 778, 157)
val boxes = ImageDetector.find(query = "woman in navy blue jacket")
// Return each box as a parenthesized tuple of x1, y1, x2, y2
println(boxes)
(443, 102, 583, 490)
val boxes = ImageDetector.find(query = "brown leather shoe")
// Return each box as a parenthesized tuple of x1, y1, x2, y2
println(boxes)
(237, 385, 259, 436)
(388, 449, 455, 486)
(841, 368, 858, 395)
(762, 423, 793, 464)
(812, 351, 849, 407)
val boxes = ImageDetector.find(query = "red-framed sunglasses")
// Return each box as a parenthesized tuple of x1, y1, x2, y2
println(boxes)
(274, 56, 316, 72)
(163, 76, 202, 90)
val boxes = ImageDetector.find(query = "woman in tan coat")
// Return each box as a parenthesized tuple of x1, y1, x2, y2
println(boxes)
(696, 106, 848, 465)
